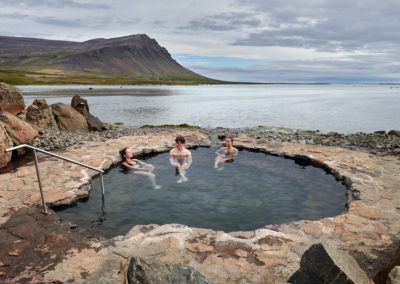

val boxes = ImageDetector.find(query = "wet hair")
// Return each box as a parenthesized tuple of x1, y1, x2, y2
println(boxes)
(119, 148, 128, 161)
(226, 136, 234, 143)
(175, 135, 186, 144)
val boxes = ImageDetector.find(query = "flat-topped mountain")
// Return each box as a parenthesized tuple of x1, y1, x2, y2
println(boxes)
(0, 34, 219, 84)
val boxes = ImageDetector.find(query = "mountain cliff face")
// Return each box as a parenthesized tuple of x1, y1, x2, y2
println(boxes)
(0, 34, 217, 84)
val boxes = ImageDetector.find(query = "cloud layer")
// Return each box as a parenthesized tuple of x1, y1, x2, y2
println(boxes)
(1, 0, 399, 83)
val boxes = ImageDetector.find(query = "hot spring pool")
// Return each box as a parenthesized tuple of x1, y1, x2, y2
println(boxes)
(55, 147, 347, 238)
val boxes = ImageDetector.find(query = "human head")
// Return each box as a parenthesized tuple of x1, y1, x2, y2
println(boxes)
(175, 135, 186, 144)
(119, 148, 131, 161)
(226, 136, 234, 145)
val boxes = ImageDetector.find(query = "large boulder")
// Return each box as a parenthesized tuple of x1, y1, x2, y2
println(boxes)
(0, 123, 13, 168)
(0, 111, 39, 146)
(388, 130, 400, 137)
(127, 257, 214, 284)
(0, 82, 25, 115)
(26, 99, 59, 132)
(51, 102, 88, 131)
(71, 95, 104, 131)
(288, 243, 372, 284)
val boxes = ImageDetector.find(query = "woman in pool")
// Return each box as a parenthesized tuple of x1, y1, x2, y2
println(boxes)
(119, 148, 162, 189)
(215, 136, 239, 169)
(169, 135, 192, 183)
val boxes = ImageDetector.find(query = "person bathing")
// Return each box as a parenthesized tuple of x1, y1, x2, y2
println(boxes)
(169, 135, 192, 183)
(119, 148, 162, 189)
(214, 136, 238, 169)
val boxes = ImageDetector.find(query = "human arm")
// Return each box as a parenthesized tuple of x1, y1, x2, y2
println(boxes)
(132, 158, 147, 165)
(122, 161, 138, 170)
(169, 149, 178, 166)
(186, 152, 192, 169)
(215, 147, 225, 157)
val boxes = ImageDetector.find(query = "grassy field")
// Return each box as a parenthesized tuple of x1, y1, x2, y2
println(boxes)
(0, 68, 229, 85)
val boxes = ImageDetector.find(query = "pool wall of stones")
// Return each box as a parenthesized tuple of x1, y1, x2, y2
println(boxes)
(0, 129, 399, 283)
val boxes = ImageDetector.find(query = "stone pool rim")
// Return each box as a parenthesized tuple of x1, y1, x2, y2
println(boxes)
(52, 145, 350, 234)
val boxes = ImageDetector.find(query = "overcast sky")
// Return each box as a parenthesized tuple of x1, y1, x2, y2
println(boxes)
(1, 0, 400, 83)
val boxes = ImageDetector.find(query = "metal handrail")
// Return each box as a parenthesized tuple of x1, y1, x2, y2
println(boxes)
(6, 144, 105, 214)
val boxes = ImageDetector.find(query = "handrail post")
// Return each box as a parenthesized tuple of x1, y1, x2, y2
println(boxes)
(32, 149, 49, 214)
(100, 172, 105, 198)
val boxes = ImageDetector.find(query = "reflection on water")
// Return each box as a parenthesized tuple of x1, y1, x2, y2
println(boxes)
(123, 106, 168, 116)
(20, 84, 400, 133)
(55, 148, 347, 238)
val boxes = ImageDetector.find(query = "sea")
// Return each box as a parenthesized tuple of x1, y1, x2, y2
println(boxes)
(18, 84, 400, 134)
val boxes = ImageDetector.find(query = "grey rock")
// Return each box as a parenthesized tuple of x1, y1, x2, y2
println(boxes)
(0, 122, 13, 168)
(71, 95, 104, 131)
(288, 243, 371, 284)
(51, 102, 88, 131)
(388, 266, 400, 284)
(127, 256, 214, 284)
(0, 82, 25, 114)
(26, 99, 59, 132)
(388, 130, 400, 137)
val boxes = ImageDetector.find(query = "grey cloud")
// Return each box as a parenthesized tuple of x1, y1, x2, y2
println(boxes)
(181, 12, 262, 31)
(115, 18, 142, 26)
(1, 0, 109, 9)
(231, 0, 400, 52)
(0, 12, 29, 20)
(0, 12, 133, 29)
(33, 16, 88, 28)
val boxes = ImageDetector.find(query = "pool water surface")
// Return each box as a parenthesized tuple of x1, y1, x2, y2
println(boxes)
(55, 147, 347, 238)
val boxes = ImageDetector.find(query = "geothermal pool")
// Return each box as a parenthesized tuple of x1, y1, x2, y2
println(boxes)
(55, 147, 347, 238)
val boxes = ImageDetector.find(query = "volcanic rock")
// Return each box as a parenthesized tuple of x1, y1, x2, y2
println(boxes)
(0, 123, 13, 168)
(127, 256, 214, 284)
(288, 243, 372, 283)
(0, 83, 25, 115)
(26, 99, 59, 132)
(0, 111, 39, 147)
(388, 130, 400, 137)
(388, 266, 400, 284)
(51, 102, 88, 131)
(71, 95, 104, 131)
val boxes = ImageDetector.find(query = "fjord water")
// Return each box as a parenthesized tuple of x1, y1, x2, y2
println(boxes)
(55, 148, 347, 238)
(20, 84, 400, 133)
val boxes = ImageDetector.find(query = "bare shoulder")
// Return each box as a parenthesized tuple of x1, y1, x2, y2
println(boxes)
(170, 148, 177, 155)
(185, 149, 192, 155)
